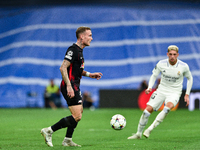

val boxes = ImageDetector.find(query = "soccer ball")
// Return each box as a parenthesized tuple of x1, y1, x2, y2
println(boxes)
(110, 114, 126, 130)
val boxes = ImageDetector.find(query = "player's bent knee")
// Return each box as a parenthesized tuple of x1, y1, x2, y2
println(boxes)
(74, 114, 82, 122)
(163, 106, 170, 114)
(76, 117, 81, 122)
(145, 105, 153, 113)
(165, 102, 174, 109)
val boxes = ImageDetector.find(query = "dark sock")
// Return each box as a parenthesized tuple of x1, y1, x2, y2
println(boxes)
(66, 116, 78, 138)
(51, 115, 74, 132)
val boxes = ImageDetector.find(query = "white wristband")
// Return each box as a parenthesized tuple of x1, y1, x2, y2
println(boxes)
(86, 72, 90, 77)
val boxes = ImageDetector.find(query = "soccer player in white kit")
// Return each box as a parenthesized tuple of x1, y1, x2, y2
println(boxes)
(128, 45, 193, 139)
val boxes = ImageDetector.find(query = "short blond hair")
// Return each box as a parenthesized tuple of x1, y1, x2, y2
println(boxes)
(168, 45, 179, 53)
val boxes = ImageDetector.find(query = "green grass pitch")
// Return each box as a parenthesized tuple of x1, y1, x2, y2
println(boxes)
(0, 108, 199, 150)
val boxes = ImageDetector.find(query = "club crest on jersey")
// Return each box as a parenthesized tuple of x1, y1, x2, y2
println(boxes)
(80, 62, 84, 69)
(177, 71, 181, 75)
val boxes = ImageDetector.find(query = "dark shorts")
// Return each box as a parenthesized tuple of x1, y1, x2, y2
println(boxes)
(60, 81, 82, 106)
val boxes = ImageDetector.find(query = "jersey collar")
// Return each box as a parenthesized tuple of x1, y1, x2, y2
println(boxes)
(167, 59, 179, 68)
(73, 43, 83, 52)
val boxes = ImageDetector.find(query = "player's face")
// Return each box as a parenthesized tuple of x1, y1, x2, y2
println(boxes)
(167, 50, 179, 65)
(82, 30, 93, 46)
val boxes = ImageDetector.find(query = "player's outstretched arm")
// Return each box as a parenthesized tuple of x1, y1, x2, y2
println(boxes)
(82, 70, 103, 80)
(89, 72, 103, 80)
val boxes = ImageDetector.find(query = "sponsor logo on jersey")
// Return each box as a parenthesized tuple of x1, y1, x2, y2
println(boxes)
(65, 55, 72, 60)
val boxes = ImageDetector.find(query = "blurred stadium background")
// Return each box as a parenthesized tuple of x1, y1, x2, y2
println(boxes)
(0, 0, 200, 109)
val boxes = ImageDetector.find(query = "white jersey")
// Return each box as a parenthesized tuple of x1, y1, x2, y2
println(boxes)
(149, 59, 193, 95)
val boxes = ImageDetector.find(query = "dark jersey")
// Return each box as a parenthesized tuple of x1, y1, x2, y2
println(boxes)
(62, 43, 84, 91)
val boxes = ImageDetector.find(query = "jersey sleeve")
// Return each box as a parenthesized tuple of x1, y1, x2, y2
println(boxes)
(152, 62, 161, 76)
(183, 64, 192, 79)
(64, 48, 76, 63)
(148, 62, 161, 89)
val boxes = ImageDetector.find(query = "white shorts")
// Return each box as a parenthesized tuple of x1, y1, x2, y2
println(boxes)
(146, 90, 181, 111)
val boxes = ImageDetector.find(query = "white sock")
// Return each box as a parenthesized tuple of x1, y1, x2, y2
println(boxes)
(136, 109, 151, 135)
(148, 106, 170, 131)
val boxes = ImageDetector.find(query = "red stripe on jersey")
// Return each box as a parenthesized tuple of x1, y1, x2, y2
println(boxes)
(68, 63, 73, 81)
(68, 63, 75, 82)
(74, 84, 78, 91)
(61, 80, 65, 88)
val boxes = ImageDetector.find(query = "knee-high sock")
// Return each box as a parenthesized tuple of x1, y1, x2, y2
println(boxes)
(66, 116, 78, 138)
(148, 106, 170, 131)
(51, 115, 75, 132)
(136, 109, 151, 135)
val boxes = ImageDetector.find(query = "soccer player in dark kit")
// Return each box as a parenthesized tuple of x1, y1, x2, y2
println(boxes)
(41, 26, 103, 147)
